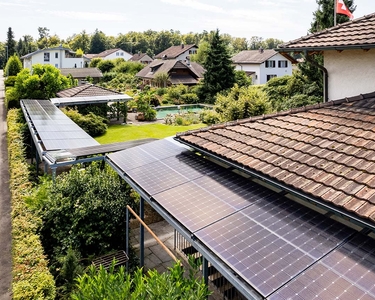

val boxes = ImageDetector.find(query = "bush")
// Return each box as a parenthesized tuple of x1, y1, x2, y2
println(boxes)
(181, 93, 199, 104)
(4, 54, 22, 76)
(4, 75, 16, 87)
(5, 87, 20, 109)
(62, 108, 108, 137)
(102, 71, 117, 82)
(97, 60, 115, 73)
(7, 109, 56, 300)
(89, 58, 102, 68)
(199, 110, 220, 125)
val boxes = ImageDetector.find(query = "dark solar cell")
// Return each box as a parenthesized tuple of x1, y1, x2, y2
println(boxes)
(153, 181, 236, 232)
(195, 197, 354, 297)
(268, 233, 375, 300)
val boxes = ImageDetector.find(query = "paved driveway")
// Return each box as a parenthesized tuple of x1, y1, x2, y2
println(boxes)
(0, 69, 11, 300)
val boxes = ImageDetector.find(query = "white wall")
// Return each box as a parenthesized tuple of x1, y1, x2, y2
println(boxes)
(176, 46, 198, 61)
(259, 53, 292, 84)
(324, 49, 375, 100)
(24, 49, 86, 69)
(105, 50, 132, 61)
(234, 53, 292, 85)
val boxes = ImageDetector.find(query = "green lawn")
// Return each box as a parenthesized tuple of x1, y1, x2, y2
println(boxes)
(95, 123, 207, 144)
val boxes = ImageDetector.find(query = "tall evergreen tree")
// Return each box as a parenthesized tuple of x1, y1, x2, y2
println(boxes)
(197, 29, 236, 104)
(6, 27, 16, 57)
(89, 29, 107, 54)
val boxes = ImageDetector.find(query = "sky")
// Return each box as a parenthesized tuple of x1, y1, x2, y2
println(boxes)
(1, 0, 375, 44)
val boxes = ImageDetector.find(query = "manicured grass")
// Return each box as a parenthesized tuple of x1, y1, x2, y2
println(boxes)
(95, 123, 207, 144)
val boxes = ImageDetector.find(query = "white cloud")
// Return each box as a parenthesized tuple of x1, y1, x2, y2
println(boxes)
(0, 1, 28, 7)
(36, 10, 127, 21)
(161, 0, 224, 13)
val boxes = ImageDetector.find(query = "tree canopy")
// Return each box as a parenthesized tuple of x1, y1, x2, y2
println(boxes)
(197, 29, 236, 104)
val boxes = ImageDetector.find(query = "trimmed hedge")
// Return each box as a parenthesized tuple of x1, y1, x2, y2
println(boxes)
(7, 109, 56, 299)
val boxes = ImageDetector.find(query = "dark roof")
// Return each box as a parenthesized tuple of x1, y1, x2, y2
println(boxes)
(56, 83, 121, 98)
(59, 68, 103, 79)
(154, 44, 197, 59)
(232, 49, 277, 64)
(176, 91, 375, 225)
(136, 59, 205, 83)
(129, 53, 152, 62)
(278, 13, 375, 51)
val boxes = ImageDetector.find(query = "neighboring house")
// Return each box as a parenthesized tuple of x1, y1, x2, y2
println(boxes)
(59, 68, 103, 85)
(135, 59, 204, 86)
(277, 13, 375, 101)
(87, 48, 132, 61)
(21, 45, 90, 69)
(232, 49, 295, 85)
(154, 44, 198, 62)
(129, 52, 153, 64)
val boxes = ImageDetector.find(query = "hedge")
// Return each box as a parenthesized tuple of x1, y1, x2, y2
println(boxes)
(7, 109, 56, 299)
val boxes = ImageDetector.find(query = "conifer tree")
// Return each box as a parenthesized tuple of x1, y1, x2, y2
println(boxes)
(197, 29, 235, 104)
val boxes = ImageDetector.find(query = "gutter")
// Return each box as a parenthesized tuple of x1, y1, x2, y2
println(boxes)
(303, 50, 329, 102)
(276, 44, 375, 52)
(174, 138, 375, 233)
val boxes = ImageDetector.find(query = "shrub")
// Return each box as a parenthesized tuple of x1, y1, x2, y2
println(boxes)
(62, 108, 108, 137)
(97, 60, 115, 73)
(7, 109, 56, 299)
(181, 93, 199, 104)
(89, 58, 102, 68)
(4, 54, 22, 76)
(4, 75, 16, 87)
(5, 87, 20, 109)
(199, 110, 220, 125)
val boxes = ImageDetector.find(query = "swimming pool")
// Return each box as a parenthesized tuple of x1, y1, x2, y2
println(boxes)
(155, 104, 212, 119)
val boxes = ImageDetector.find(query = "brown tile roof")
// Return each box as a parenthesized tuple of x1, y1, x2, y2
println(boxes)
(59, 68, 103, 79)
(154, 44, 197, 59)
(232, 49, 277, 64)
(129, 53, 152, 62)
(278, 13, 375, 51)
(56, 83, 122, 98)
(176, 92, 375, 225)
(136, 59, 205, 83)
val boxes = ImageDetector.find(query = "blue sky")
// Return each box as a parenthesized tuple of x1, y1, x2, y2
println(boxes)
(1, 0, 374, 43)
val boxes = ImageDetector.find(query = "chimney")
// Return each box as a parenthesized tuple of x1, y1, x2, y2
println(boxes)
(181, 43, 184, 49)
(259, 47, 264, 53)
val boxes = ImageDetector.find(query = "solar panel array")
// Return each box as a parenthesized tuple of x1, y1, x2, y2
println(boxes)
(107, 139, 375, 299)
(22, 99, 99, 151)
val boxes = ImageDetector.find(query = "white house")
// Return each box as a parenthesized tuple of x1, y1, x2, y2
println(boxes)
(277, 13, 375, 101)
(154, 44, 198, 62)
(232, 49, 294, 85)
(21, 46, 90, 69)
(86, 48, 133, 61)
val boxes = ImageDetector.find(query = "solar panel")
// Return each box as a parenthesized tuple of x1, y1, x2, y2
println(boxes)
(153, 181, 237, 232)
(269, 233, 375, 300)
(21, 99, 99, 151)
(194, 197, 355, 297)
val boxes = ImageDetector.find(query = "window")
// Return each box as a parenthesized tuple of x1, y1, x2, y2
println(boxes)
(116, 52, 119, 56)
(55, 64, 58, 68)
(55, 52, 58, 59)
(189, 49, 197, 54)
(278, 60, 288, 68)
(44, 53, 50, 62)
(120, 52, 124, 56)
(265, 60, 275, 68)
(267, 75, 277, 81)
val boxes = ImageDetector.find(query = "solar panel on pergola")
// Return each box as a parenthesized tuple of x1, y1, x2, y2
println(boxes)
(50, 94, 132, 106)
(21, 99, 99, 151)
(106, 138, 375, 299)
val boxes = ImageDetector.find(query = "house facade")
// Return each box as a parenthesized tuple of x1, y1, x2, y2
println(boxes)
(87, 48, 133, 61)
(154, 44, 198, 62)
(232, 49, 294, 85)
(277, 13, 375, 100)
(21, 46, 89, 69)
(129, 52, 153, 64)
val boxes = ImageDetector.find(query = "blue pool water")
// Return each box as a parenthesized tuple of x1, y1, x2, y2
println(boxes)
(155, 104, 212, 119)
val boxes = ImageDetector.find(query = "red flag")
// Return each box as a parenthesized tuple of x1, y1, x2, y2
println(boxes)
(336, 0, 354, 19)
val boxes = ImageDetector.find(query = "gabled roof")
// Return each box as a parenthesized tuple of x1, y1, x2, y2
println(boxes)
(232, 49, 278, 64)
(21, 46, 76, 59)
(129, 53, 153, 62)
(56, 83, 122, 98)
(136, 59, 205, 80)
(87, 48, 132, 59)
(176, 91, 375, 227)
(154, 44, 197, 59)
(278, 13, 375, 51)
(59, 68, 103, 79)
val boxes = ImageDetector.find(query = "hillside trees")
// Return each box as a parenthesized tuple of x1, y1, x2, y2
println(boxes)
(197, 29, 236, 104)
(89, 29, 107, 53)
(68, 30, 91, 53)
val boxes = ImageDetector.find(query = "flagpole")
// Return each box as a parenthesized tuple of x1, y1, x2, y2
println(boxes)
(334, 0, 337, 26)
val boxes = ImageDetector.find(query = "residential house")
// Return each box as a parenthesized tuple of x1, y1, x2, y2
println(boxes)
(232, 49, 295, 85)
(154, 44, 198, 62)
(59, 68, 103, 85)
(106, 13, 375, 300)
(21, 45, 90, 69)
(277, 13, 375, 101)
(135, 59, 204, 86)
(86, 48, 132, 61)
(129, 52, 153, 64)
